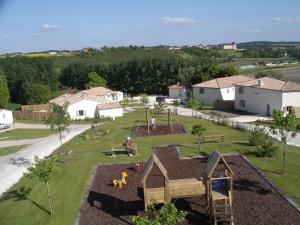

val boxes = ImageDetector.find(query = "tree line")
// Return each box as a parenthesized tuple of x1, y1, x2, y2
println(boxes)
(0, 55, 237, 106)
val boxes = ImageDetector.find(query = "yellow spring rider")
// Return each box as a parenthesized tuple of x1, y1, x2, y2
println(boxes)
(112, 171, 128, 188)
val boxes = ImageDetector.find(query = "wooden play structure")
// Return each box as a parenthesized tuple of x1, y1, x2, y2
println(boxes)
(144, 107, 182, 134)
(141, 151, 234, 225)
(201, 135, 224, 143)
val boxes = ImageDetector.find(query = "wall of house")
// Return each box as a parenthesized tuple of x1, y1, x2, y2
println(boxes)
(220, 87, 236, 100)
(193, 87, 222, 105)
(168, 88, 191, 99)
(68, 100, 99, 120)
(98, 108, 123, 118)
(282, 92, 300, 112)
(234, 86, 282, 115)
(105, 92, 123, 102)
(0, 110, 13, 124)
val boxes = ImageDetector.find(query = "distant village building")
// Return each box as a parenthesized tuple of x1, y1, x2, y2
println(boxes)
(220, 42, 237, 50)
(49, 87, 123, 120)
(234, 77, 300, 116)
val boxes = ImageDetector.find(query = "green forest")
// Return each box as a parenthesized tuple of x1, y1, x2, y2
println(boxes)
(0, 42, 299, 107)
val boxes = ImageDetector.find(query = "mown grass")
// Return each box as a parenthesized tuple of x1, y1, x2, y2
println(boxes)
(0, 145, 28, 156)
(0, 109, 299, 225)
(0, 129, 55, 140)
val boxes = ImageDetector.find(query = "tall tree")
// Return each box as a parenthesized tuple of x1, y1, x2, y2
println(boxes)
(25, 156, 57, 215)
(85, 71, 107, 88)
(0, 69, 9, 108)
(45, 103, 70, 144)
(271, 109, 297, 174)
(24, 83, 51, 104)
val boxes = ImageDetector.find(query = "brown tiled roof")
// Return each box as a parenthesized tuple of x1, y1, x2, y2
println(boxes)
(168, 83, 192, 89)
(97, 102, 122, 110)
(81, 87, 113, 96)
(236, 76, 300, 92)
(193, 75, 253, 89)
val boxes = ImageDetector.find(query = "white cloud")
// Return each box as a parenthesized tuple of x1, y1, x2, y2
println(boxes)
(245, 28, 262, 33)
(42, 24, 62, 30)
(159, 17, 200, 25)
(273, 17, 300, 23)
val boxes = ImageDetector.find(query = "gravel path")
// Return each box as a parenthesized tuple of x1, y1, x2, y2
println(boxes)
(0, 124, 90, 196)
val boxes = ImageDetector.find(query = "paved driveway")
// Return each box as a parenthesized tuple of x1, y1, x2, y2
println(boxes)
(0, 124, 89, 195)
(0, 138, 44, 148)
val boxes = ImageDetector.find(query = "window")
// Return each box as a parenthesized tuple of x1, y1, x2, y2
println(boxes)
(3, 113, 5, 119)
(227, 88, 230, 94)
(239, 87, 244, 94)
(286, 106, 293, 111)
(239, 100, 245, 108)
(199, 88, 204, 94)
(76, 110, 86, 117)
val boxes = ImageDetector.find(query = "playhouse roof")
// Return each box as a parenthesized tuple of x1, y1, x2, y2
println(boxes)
(141, 154, 169, 184)
(203, 150, 234, 178)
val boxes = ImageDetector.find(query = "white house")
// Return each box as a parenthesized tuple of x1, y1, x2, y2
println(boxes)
(49, 87, 124, 120)
(0, 109, 13, 124)
(192, 75, 253, 105)
(97, 102, 123, 119)
(234, 77, 300, 116)
(168, 83, 192, 101)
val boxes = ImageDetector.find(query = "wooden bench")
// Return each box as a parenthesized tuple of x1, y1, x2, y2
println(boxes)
(200, 135, 224, 143)
(111, 143, 138, 157)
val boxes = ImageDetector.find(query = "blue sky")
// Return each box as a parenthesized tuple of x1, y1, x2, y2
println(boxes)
(0, 0, 300, 53)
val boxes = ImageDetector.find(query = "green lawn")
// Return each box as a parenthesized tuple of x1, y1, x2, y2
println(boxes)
(0, 145, 28, 156)
(0, 129, 55, 140)
(0, 110, 299, 225)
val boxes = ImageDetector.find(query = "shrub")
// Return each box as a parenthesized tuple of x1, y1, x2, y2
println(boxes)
(249, 126, 267, 146)
(131, 203, 187, 225)
(256, 137, 279, 158)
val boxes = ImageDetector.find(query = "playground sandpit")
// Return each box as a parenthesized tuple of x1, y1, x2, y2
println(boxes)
(78, 146, 300, 225)
(132, 124, 186, 137)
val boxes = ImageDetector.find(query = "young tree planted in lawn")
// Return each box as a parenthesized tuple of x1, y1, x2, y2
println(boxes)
(121, 96, 130, 111)
(25, 156, 57, 215)
(187, 94, 200, 116)
(270, 109, 297, 174)
(46, 103, 70, 144)
(173, 99, 180, 115)
(140, 94, 149, 108)
(191, 124, 206, 150)
(131, 203, 187, 225)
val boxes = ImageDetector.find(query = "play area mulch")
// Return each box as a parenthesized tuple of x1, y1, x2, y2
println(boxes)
(78, 145, 300, 225)
(132, 124, 186, 137)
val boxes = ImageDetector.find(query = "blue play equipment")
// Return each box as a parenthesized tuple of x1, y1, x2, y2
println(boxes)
(212, 173, 224, 190)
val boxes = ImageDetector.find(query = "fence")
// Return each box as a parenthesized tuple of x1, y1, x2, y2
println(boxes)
(13, 111, 50, 121)
(194, 111, 257, 131)
(21, 104, 50, 112)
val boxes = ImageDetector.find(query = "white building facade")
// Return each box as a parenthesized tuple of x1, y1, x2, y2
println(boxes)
(168, 83, 192, 100)
(193, 75, 253, 105)
(234, 77, 300, 116)
(0, 109, 13, 124)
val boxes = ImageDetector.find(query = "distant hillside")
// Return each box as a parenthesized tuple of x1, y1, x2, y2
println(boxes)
(238, 41, 300, 48)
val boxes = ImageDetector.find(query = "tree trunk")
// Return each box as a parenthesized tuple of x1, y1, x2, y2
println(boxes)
(198, 138, 201, 151)
(282, 142, 287, 175)
(46, 181, 53, 215)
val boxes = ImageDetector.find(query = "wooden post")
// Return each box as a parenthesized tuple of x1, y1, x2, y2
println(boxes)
(146, 108, 150, 134)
